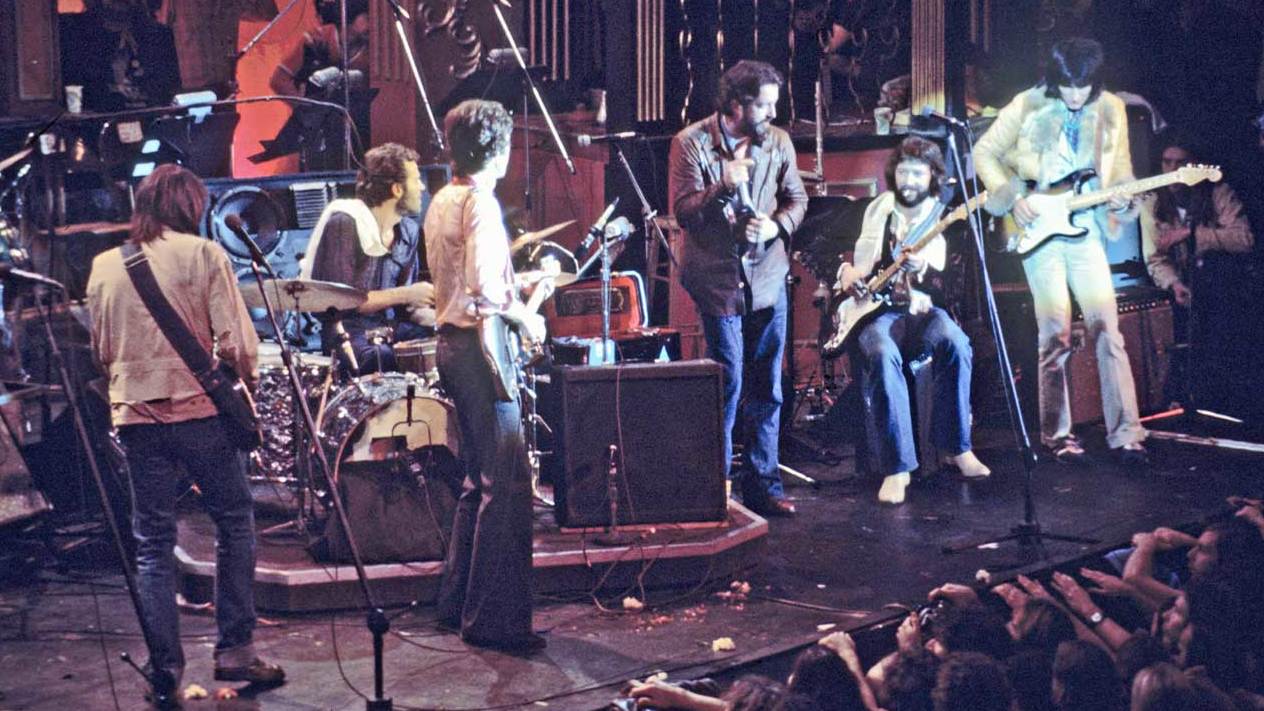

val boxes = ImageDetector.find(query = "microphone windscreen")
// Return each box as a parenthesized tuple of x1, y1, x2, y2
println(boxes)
(224, 214, 245, 230)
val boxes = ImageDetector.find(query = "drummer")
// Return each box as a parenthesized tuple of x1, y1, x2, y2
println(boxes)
(301, 142, 436, 374)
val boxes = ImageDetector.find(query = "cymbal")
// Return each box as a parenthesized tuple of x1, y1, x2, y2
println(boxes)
(240, 278, 366, 313)
(509, 220, 576, 253)
(516, 269, 579, 288)
(0, 147, 32, 173)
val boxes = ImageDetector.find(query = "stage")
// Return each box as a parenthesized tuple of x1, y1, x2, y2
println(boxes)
(1, 416, 1261, 710)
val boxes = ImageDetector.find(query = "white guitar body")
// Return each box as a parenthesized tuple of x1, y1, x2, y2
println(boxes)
(821, 294, 885, 359)
(1007, 191, 1089, 255)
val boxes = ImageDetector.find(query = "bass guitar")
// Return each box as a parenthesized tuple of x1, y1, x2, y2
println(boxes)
(1004, 164, 1222, 255)
(821, 192, 988, 360)
(479, 263, 558, 402)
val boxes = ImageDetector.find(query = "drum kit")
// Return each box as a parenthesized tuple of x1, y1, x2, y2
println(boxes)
(240, 219, 580, 533)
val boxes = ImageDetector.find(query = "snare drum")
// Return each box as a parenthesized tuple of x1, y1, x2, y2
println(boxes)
(393, 337, 439, 385)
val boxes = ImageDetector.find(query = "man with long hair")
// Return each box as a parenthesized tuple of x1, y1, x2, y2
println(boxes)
(975, 37, 1149, 466)
(425, 99, 546, 652)
(302, 142, 435, 374)
(837, 137, 990, 505)
(86, 165, 284, 700)
(669, 60, 809, 517)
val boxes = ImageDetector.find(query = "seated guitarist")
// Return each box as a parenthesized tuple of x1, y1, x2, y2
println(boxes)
(837, 137, 990, 505)
(974, 37, 1149, 467)
(423, 99, 547, 653)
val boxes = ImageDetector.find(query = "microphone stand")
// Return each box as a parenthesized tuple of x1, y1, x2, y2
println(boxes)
(382, 0, 444, 158)
(235, 0, 304, 64)
(610, 143, 677, 308)
(35, 286, 178, 706)
(242, 248, 398, 710)
(936, 123, 1098, 560)
(489, 2, 576, 175)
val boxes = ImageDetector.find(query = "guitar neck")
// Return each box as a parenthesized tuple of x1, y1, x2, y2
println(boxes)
(1067, 172, 1182, 212)
(867, 193, 985, 291)
(523, 278, 552, 315)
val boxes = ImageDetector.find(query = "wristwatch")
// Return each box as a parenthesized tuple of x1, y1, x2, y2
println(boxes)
(1087, 610, 1104, 626)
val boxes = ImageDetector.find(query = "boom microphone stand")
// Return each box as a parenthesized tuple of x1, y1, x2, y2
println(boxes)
(381, 0, 444, 157)
(237, 234, 398, 710)
(930, 119, 1098, 557)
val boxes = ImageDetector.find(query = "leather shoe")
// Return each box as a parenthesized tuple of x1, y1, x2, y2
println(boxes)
(750, 497, 796, 517)
(462, 632, 548, 653)
(213, 657, 286, 684)
(1117, 442, 1149, 467)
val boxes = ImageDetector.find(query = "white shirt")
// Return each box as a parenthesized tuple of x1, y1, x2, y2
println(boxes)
(423, 178, 517, 329)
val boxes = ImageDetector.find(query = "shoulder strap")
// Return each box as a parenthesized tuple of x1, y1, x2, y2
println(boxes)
(119, 242, 215, 378)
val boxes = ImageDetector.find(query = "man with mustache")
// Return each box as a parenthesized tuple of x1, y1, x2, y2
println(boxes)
(837, 137, 990, 505)
(669, 60, 809, 517)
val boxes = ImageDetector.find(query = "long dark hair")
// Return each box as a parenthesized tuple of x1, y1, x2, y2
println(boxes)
(1042, 37, 1104, 103)
(129, 164, 208, 244)
(787, 646, 866, 711)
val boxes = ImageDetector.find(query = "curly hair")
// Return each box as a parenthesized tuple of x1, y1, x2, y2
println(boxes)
(443, 99, 514, 177)
(885, 137, 947, 196)
(356, 142, 419, 208)
(718, 60, 784, 117)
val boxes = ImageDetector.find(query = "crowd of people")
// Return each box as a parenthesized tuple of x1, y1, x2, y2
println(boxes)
(620, 497, 1264, 710)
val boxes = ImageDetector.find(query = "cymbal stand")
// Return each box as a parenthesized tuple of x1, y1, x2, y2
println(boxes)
(521, 368, 554, 507)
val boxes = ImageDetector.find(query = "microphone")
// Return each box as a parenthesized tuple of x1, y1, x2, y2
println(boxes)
(918, 105, 968, 127)
(575, 131, 640, 146)
(406, 381, 415, 425)
(332, 321, 360, 377)
(603, 216, 635, 238)
(223, 214, 275, 275)
(578, 197, 620, 252)
(0, 264, 64, 290)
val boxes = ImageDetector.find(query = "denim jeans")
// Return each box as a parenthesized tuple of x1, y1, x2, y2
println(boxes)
(118, 416, 258, 684)
(699, 289, 787, 504)
(434, 327, 534, 642)
(856, 307, 973, 476)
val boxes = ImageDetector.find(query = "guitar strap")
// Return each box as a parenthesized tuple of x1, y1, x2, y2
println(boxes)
(119, 242, 218, 380)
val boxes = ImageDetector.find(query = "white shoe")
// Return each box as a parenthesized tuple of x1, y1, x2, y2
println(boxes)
(877, 472, 911, 504)
(947, 450, 991, 479)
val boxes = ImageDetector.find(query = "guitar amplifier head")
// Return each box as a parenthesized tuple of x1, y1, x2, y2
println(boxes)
(542, 272, 648, 339)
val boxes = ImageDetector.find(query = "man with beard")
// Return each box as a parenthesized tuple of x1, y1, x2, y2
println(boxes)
(669, 60, 808, 518)
(836, 137, 989, 505)
(302, 142, 435, 374)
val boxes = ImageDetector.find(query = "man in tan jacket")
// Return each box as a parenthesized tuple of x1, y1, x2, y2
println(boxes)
(974, 37, 1148, 466)
(87, 165, 283, 701)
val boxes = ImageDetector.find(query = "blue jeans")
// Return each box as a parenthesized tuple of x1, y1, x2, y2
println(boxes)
(856, 308, 973, 476)
(699, 290, 787, 503)
(118, 416, 258, 684)
(434, 328, 534, 642)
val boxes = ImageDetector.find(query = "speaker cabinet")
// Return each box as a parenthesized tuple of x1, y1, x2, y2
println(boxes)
(0, 0, 62, 117)
(1068, 295, 1174, 425)
(553, 360, 726, 528)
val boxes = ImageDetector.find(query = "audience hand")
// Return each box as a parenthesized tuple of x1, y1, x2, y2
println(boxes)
(992, 582, 1028, 612)
(626, 679, 699, 710)
(896, 613, 923, 655)
(1016, 575, 1055, 602)
(1079, 568, 1131, 597)
(928, 583, 980, 608)
(1050, 571, 1099, 619)
(819, 631, 863, 674)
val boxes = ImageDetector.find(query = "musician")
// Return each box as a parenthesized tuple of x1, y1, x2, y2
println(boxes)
(425, 99, 546, 652)
(669, 60, 809, 517)
(302, 142, 435, 375)
(86, 165, 284, 700)
(974, 37, 1149, 466)
(837, 137, 990, 505)
(1140, 135, 1254, 405)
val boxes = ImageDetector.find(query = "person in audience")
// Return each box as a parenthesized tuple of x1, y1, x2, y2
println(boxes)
(1007, 649, 1055, 711)
(1123, 519, 1264, 610)
(931, 652, 1012, 711)
(1052, 640, 1125, 711)
(881, 649, 940, 711)
(785, 645, 867, 711)
(1129, 662, 1199, 711)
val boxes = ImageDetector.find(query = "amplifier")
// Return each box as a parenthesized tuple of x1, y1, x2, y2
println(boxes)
(542, 273, 648, 339)
(552, 360, 727, 528)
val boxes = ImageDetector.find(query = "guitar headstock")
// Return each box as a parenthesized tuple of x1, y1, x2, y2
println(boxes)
(1176, 164, 1222, 186)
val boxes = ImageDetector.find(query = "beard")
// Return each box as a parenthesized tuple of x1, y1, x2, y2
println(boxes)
(742, 116, 771, 146)
(895, 185, 931, 208)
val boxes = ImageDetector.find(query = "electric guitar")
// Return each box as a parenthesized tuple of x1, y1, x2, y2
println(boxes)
(1004, 164, 1222, 255)
(821, 192, 988, 360)
(479, 263, 558, 402)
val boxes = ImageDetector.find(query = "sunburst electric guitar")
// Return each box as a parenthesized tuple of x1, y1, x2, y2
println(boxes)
(821, 192, 988, 360)
(1004, 164, 1222, 255)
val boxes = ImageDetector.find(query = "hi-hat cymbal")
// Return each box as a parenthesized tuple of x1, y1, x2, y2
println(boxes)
(509, 220, 576, 253)
(240, 278, 366, 313)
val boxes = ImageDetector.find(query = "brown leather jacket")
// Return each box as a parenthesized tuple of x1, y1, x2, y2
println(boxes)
(87, 230, 258, 427)
(669, 113, 808, 316)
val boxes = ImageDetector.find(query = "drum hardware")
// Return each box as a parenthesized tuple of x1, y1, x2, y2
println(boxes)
(520, 367, 553, 507)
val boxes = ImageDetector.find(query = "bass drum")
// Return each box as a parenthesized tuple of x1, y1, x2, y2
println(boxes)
(319, 372, 462, 478)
